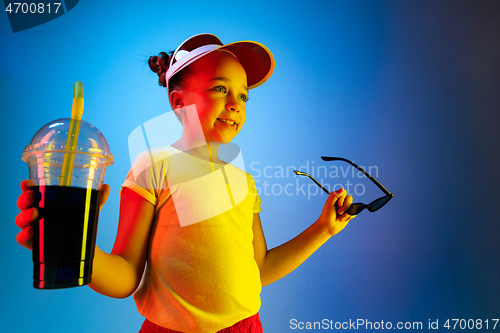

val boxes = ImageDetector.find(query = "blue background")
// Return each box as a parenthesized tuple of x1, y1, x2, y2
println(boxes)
(1, 0, 499, 332)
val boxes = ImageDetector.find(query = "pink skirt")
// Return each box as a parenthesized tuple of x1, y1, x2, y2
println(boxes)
(139, 313, 263, 333)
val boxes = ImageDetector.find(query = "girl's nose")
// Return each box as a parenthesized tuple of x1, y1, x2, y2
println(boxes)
(226, 95, 240, 113)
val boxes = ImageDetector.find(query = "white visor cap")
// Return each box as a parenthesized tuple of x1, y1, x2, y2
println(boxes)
(165, 33, 275, 95)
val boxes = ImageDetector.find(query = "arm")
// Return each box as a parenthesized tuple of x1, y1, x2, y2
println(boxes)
(88, 187, 155, 299)
(253, 188, 355, 287)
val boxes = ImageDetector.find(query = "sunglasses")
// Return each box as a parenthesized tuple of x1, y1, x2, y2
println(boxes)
(293, 156, 394, 215)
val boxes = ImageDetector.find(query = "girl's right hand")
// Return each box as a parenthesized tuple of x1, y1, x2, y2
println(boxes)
(15, 180, 39, 250)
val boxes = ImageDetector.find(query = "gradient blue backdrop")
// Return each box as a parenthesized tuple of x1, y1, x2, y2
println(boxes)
(1, 1, 499, 332)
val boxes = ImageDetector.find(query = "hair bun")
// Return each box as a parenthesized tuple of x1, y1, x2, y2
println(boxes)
(148, 52, 173, 87)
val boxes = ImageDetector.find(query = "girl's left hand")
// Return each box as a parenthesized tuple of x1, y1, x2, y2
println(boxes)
(317, 188, 356, 236)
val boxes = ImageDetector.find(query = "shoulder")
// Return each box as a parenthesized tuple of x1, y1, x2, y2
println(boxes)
(132, 146, 177, 167)
(127, 146, 179, 182)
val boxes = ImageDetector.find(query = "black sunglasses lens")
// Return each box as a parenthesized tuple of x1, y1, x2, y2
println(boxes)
(368, 196, 392, 212)
(346, 203, 364, 215)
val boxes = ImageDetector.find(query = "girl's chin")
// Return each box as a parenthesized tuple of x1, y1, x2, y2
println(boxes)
(206, 137, 235, 144)
(206, 130, 238, 143)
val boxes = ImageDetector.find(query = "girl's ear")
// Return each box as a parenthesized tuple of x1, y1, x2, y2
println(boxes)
(169, 90, 184, 109)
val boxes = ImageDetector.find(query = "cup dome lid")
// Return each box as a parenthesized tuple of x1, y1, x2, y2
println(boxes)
(22, 118, 114, 166)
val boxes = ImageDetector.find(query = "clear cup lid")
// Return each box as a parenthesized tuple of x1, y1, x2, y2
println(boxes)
(22, 118, 114, 166)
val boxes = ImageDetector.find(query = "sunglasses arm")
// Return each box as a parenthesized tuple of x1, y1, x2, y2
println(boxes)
(321, 156, 393, 197)
(293, 170, 331, 195)
(310, 177, 331, 195)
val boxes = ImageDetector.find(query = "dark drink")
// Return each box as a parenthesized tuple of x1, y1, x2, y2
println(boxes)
(22, 116, 113, 289)
(33, 185, 101, 289)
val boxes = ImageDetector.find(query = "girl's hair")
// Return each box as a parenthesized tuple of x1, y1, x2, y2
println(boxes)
(148, 51, 191, 94)
(148, 51, 172, 88)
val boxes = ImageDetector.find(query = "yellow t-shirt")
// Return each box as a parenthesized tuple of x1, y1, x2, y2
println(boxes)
(121, 146, 262, 333)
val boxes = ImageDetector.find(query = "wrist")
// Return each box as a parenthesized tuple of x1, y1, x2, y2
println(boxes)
(314, 218, 336, 238)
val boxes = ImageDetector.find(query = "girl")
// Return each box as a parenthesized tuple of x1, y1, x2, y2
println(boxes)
(16, 33, 355, 333)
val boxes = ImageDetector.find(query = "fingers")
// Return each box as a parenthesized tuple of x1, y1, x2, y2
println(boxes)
(325, 187, 345, 207)
(321, 188, 358, 230)
(16, 180, 38, 250)
(20, 179, 36, 192)
(337, 194, 356, 222)
(98, 184, 110, 212)
(337, 191, 347, 210)
(338, 194, 353, 215)
(17, 190, 38, 210)
(16, 226, 34, 250)
(339, 213, 356, 223)
(18, 180, 38, 211)
(15, 207, 39, 229)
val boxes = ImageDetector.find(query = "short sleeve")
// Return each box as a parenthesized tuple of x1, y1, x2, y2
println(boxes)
(120, 150, 168, 206)
(253, 192, 262, 213)
(248, 174, 262, 213)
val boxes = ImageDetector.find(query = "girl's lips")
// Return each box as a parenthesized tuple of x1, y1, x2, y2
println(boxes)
(216, 118, 238, 127)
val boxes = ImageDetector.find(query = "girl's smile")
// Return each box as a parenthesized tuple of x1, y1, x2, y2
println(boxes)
(216, 117, 238, 127)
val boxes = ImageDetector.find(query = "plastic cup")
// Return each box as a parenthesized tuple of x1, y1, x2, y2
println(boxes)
(22, 118, 114, 289)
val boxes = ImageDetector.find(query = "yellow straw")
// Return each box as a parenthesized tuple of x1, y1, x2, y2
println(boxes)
(80, 159, 96, 280)
(59, 81, 84, 186)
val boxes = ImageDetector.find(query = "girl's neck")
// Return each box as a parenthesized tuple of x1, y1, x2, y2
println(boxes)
(172, 139, 225, 164)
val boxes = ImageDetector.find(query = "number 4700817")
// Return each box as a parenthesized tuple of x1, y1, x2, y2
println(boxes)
(5, 3, 62, 14)
(444, 319, 498, 330)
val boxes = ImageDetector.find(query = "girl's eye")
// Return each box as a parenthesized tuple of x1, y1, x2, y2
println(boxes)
(213, 86, 227, 93)
(211, 86, 247, 102)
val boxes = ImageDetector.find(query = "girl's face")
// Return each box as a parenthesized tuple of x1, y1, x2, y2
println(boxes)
(174, 51, 248, 144)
